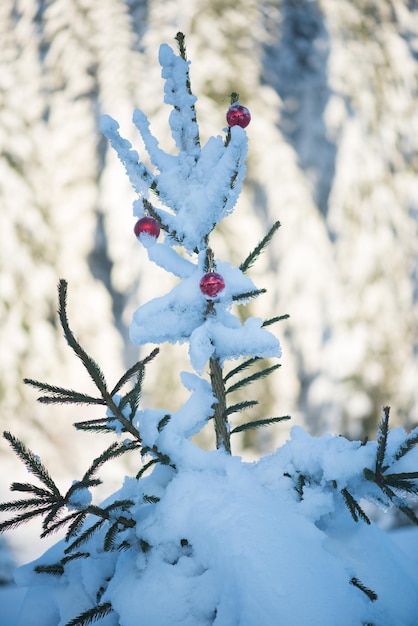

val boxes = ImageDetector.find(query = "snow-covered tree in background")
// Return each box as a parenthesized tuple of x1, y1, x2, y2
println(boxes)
(2, 35, 418, 626)
(2, 0, 418, 569)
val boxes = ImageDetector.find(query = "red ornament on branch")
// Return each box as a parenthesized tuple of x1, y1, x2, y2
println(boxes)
(134, 216, 160, 242)
(226, 103, 251, 128)
(200, 272, 226, 298)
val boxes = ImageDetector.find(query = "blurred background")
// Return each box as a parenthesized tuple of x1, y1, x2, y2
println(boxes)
(1, 0, 418, 570)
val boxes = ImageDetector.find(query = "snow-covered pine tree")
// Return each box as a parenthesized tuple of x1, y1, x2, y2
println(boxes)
(1, 34, 418, 626)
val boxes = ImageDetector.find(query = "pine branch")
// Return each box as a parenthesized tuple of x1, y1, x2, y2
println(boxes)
(175, 31, 187, 60)
(398, 505, 418, 525)
(43, 502, 68, 532)
(262, 314, 290, 327)
(143, 495, 160, 504)
(109, 348, 159, 397)
(3, 432, 60, 497)
(41, 510, 82, 538)
(223, 357, 261, 383)
(136, 458, 159, 479)
(232, 288, 267, 303)
(23, 379, 105, 406)
(209, 356, 231, 454)
(64, 518, 106, 554)
(0, 497, 50, 513)
(350, 577, 378, 602)
(118, 373, 145, 416)
(0, 507, 53, 533)
(231, 416, 290, 435)
(65, 479, 102, 502)
(393, 427, 418, 461)
(58, 280, 108, 397)
(74, 418, 117, 434)
(35, 563, 65, 576)
(35, 552, 90, 577)
(341, 488, 371, 524)
(224, 399, 258, 418)
(239, 221, 281, 273)
(375, 406, 390, 475)
(66, 512, 89, 541)
(82, 441, 140, 483)
(103, 522, 120, 552)
(66, 602, 114, 626)
(225, 363, 281, 394)
(9, 482, 60, 498)
(157, 414, 171, 433)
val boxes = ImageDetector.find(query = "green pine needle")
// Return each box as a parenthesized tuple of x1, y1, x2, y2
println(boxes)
(109, 348, 159, 397)
(0, 506, 53, 533)
(66, 602, 114, 626)
(224, 399, 258, 418)
(262, 314, 290, 327)
(34, 563, 65, 576)
(66, 512, 88, 541)
(136, 458, 159, 479)
(143, 495, 160, 504)
(9, 482, 57, 498)
(375, 406, 390, 475)
(3, 431, 60, 497)
(341, 488, 371, 524)
(82, 441, 139, 483)
(350, 577, 378, 602)
(0, 497, 49, 513)
(58, 280, 108, 397)
(157, 414, 171, 433)
(103, 522, 120, 552)
(232, 288, 266, 303)
(223, 357, 261, 383)
(398, 505, 418, 525)
(41, 510, 81, 538)
(225, 363, 281, 394)
(64, 518, 106, 554)
(23, 379, 104, 406)
(240, 220, 281, 273)
(393, 427, 418, 461)
(230, 415, 290, 435)
(74, 418, 116, 433)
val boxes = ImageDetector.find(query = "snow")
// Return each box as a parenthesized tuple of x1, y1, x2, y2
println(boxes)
(8, 432, 418, 625)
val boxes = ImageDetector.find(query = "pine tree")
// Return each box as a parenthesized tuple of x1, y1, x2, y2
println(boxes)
(2, 33, 418, 626)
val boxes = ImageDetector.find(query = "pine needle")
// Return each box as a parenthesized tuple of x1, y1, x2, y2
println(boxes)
(110, 348, 159, 397)
(225, 363, 281, 394)
(66, 602, 114, 626)
(232, 288, 266, 302)
(231, 416, 290, 434)
(223, 357, 261, 383)
(393, 427, 418, 461)
(240, 220, 281, 273)
(341, 488, 371, 524)
(262, 314, 290, 327)
(375, 406, 390, 475)
(350, 577, 378, 602)
(224, 399, 258, 418)
(58, 280, 108, 397)
(3, 431, 60, 497)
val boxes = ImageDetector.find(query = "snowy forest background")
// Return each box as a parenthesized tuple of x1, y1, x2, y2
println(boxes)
(1, 0, 418, 571)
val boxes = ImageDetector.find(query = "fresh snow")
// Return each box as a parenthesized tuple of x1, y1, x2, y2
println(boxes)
(12, 430, 418, 625)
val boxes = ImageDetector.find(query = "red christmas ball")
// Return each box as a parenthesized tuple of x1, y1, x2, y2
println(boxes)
(134, 216, 160, 240)
(226, 103, 251, 128)
(199, 272, 226, 298)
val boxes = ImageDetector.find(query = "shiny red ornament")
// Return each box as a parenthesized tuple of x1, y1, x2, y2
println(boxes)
(134, 216, 160, 240)
(199, 272, 225, 298)
(226, 103, 251, 128)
